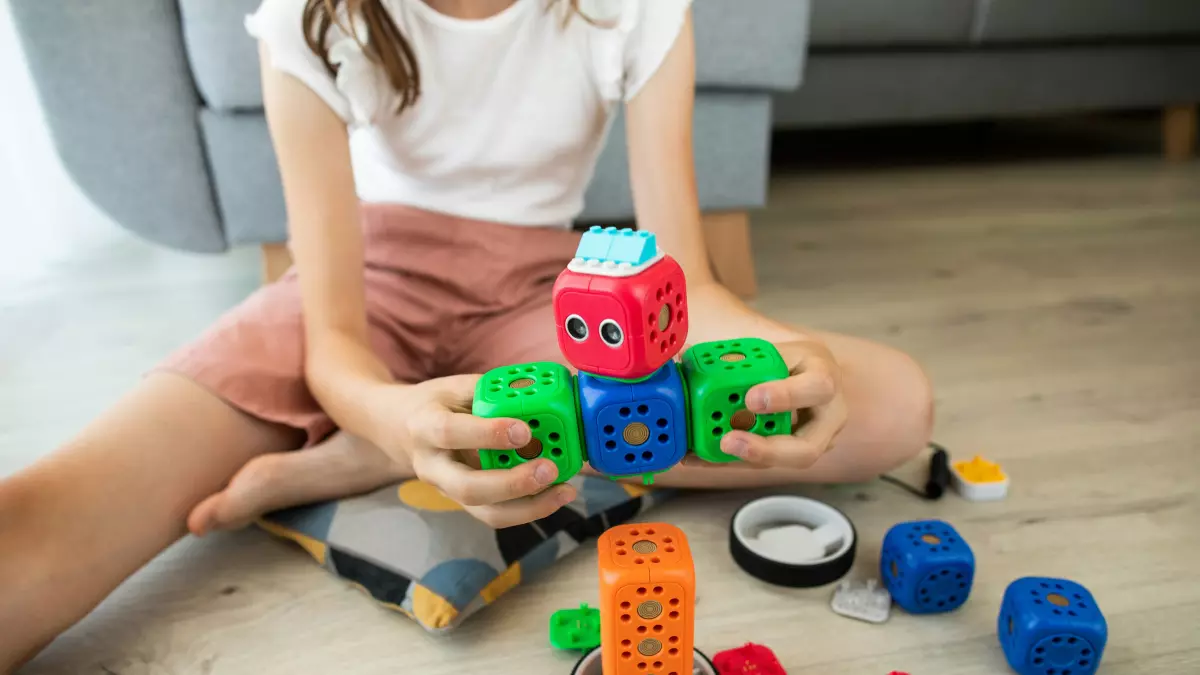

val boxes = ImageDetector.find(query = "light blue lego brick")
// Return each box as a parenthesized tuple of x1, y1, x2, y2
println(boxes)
(608, 230, 657, 266)
(574, 226, 658, 265)
(575, 226, 615, 261)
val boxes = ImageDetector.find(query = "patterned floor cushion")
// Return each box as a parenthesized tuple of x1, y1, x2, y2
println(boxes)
(257, 475, 673, 632)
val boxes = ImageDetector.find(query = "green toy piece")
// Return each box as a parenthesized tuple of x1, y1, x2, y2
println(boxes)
(549, 603, 601, 650)
(473, 362, 584, 484)
(681, 338, 791, 463)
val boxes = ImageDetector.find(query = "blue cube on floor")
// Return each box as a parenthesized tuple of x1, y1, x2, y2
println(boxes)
(880, 519, 975, 614)
(999, 577, 1107, 675)
(577, 362, 688, 479)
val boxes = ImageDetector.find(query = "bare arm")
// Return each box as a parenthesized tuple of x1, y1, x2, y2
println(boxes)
(259, 48, 400, 445)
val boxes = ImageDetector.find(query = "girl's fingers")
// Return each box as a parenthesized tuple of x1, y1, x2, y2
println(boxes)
(720, 399, 847, 470)
(464, 484, 577, 529)
(413, 449, 559, 507)
(746, 367, 837, 414)
(412, 409, 530, 452)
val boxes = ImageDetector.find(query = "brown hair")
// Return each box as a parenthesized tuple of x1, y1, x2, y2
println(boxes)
(303, 0, 598, 113)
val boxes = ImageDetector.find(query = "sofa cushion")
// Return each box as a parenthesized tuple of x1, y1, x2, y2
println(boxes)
(809, 0, 975, 48)
(978, 0, 1200, 44)
(180, 0, 808, 113)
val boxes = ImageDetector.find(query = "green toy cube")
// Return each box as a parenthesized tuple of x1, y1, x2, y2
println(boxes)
(472, 361, 584, 484)
(681, 338, 791, 463)
(549, 603, 601, 650)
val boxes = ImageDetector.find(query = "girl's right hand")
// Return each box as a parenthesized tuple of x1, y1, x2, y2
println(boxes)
(378, 374, 577, 528)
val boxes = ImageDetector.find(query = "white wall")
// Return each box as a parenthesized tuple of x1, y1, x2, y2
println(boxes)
(0, 0, 115, 282)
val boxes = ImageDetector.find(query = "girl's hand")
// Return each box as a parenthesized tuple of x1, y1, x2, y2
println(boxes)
(380, 375, 577, 528)
(694, 340, 848, 470)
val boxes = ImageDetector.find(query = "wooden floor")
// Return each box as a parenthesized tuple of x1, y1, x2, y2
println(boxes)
(5, 138, 1200, 673)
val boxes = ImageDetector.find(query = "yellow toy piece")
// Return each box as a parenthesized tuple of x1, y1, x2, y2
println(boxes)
(950, 455, 1009, 501)
(954, 456, 1006, 483)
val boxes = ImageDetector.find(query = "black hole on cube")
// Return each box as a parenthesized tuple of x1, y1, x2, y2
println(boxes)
(912, 541, 920, 546)
(1036, 648, 1045, 654)
(949, 595, 957, 602)
(1074, 594, 1082, 600)
(949, 538, 958, 543)
(765, 421, 776, 431)
(1068, 611, 1077, 616)
(657, 434, 668, 443)
(957, 573, 964, 579)
(1031, 590, 1039, 596)
(1041, 583, 1050, 589)
(724, 365, 734, 370)
(728, 393, 740, 403)
(642, 451, 652, 460)
(1067, 638, 1076, 645)
(1033, 658, 1043, 665)
(711, 412, 722, 421)
(549, 432, 560, 441)
(551, 448, 562, 457)
(1055, 584, 1063, 590)
(1052, 638, 1062, 644)
(604, 425, 615, 435)
(625, 453, 635, 463)
(605, 440, 617, 450)
(1081, 650, 1091, 656)
(498, 454, 510, 464)
(1080, 661, 1089, 666)
(959, 583, 967, 589)
(907, 533, 915, 539)
(637, 404, 648, 415)
(937, 601, 945, 607)
(1053, 610, 1062, 615)
(1063, 670, 1071, 675)
(920, 588, 928, 595)
(711, 427, 722, 436)
(528, 419, 540, 429)
(1034, 600, 1043, 604)
(656, 418, 667, 428)
(619, 407, 631, 417)
(1048, 670, 1056, 675)
(716, 343, 725, 349)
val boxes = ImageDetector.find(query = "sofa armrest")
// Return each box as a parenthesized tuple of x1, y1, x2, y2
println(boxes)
(10, 0, 227, 253)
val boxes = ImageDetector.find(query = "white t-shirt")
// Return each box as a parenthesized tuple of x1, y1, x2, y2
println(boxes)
(245, 0, 692, 227)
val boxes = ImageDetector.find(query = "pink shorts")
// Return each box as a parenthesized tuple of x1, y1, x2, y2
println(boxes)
(159, 204, 582, 446)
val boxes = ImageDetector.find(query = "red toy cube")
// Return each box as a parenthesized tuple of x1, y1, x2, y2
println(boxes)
(713, 643, 786, 675)
(552, 255, 688, 380)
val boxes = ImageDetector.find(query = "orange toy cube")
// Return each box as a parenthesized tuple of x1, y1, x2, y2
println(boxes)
(598, 523, 695, 675)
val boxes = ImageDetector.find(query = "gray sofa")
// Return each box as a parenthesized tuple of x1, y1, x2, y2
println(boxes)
(777, 0, 1200, 141)
(11, 0, 809, 296)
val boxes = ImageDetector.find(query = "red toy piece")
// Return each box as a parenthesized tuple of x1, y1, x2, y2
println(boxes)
(553, 255, 688, 381)
(712, 643, 786, 675)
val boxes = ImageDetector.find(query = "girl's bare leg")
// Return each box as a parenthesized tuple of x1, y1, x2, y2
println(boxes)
(0, 373, 303, 671)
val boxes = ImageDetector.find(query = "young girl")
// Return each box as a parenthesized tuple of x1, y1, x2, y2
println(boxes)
(0, 0, 932, 667)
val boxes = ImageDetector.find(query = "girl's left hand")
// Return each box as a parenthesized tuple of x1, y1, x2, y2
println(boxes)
(697, 339, 848, 470)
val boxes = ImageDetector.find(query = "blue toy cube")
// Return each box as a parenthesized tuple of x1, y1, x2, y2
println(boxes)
(577, 361, 688, 480)
(880, 519, 975, 614)
(998, 577, 1107, 675)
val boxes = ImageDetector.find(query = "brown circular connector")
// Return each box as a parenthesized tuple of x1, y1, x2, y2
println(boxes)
(730, 410, 756, 431)
(637, 638, 662, 657)
(658, 304, 672, 332)
(1047, 593, 1070, 607)
(515, 438, 543, 460)
(631, 540, 658, 554)
(719, 352, 746, 363)
(509, 378, 536, 389)
(637, 600, 663, 620)
(921, 534, 942, 545)
(623, 422, 651, 446)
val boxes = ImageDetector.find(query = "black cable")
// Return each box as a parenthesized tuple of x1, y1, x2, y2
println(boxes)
(880, 442, 950, 501)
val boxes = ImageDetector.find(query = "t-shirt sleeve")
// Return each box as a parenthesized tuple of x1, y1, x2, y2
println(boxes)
(245, 0, 354, 122)
(620, 0, 693, 101)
